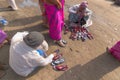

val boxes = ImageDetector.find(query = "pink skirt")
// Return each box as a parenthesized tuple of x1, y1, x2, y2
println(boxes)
(44, 0, 65, 40)
(0, 29, 7, 44)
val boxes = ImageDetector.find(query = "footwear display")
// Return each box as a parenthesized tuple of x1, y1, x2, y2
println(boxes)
(51, 49, 68, 71)
(67, 26, 93, 41)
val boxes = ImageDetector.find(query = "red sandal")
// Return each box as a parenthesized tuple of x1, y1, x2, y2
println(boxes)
(53, 65, 68, 71)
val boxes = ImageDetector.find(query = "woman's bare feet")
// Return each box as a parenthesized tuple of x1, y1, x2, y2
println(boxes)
(55, 40, 66, 47)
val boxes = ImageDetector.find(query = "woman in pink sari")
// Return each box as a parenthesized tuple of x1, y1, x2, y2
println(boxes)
(43, 0, 66, 47)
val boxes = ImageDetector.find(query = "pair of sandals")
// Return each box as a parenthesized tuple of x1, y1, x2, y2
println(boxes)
(51, 50, 64, 66)
(51, 49, 68, 71)
(55, 40, 67, 47)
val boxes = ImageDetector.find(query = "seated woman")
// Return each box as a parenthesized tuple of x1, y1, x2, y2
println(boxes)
(68, 1, 92, 27)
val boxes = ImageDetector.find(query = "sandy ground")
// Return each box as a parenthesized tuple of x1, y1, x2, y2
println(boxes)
(0, 0, 120, 80)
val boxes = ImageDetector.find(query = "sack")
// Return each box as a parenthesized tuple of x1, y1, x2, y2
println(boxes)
(0, 29, 7, 44)
(109, 41, 120, 60)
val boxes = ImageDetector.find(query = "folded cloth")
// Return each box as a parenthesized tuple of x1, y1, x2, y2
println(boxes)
(37, 49, 47, 58)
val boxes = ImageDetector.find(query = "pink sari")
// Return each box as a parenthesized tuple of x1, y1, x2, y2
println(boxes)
(44, 0, 65, 40)
(0, 29, 7, 44)
(109, 41, 120, 60)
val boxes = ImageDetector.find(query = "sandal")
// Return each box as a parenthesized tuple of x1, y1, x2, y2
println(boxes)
(62, 40, 67, 44)
(56, 40, 66, 47)
(51, 57, 65, 66)
(53, 53, 63, 61)
(53, 65, 68, 71)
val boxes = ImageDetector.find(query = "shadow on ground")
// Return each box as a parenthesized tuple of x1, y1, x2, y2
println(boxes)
(8, 15, 42, 27)
(105, 0, 120, 6)
(56, 51, 120, 80)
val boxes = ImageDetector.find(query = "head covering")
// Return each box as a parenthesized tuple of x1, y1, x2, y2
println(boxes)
(23, 31, 45, 48)
(80, 1, 88, 8)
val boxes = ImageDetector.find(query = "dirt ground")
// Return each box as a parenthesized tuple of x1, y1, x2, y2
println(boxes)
(0, 0, 120, 80)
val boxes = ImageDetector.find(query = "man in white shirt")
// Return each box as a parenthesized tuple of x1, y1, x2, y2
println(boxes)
(9, 31, 56, 77)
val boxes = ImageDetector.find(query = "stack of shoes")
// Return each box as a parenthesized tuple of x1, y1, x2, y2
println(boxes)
(65, 25, 93, 41)
(51, 49, 68, 71)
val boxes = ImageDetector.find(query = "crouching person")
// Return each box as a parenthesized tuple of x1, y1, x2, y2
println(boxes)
(9, 31, 56, 77)
(68, 1, 92, 27)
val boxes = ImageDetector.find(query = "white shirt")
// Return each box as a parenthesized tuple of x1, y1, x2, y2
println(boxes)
(9, 31, 54, 77)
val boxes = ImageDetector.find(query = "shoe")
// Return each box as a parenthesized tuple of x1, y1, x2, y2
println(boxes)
(53, 53, 63, 61)
(62, 40, 67, 44)
(56, 40, 66, 47)
(53, 65, 68, 71)
(51, 58, 65, 65)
